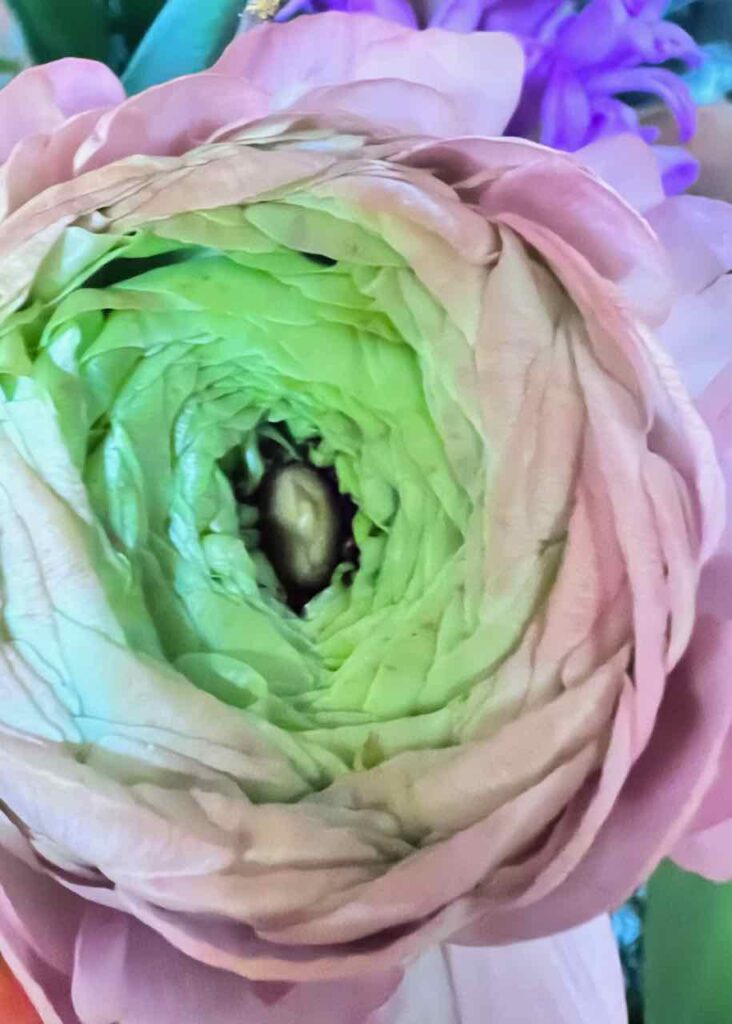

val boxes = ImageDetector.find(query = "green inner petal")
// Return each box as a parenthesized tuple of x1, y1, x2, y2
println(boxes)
(2, 203, 554, 783)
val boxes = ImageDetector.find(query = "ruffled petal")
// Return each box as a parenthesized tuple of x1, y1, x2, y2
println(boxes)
(0, 60, 123, 164)
(453, 597, 732, 942)
(73, 75, 269, 173)
(216, 13, 524, 136)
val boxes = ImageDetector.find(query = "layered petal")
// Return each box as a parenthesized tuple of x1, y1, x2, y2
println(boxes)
(216, 14, 524, 137)
(0, 60, 123, 164)
(0, 21, 724, 1024)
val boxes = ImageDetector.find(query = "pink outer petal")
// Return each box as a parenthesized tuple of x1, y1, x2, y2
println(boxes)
(483, 161, 673, 327)
(0, 111, 104, 219)
(696, 366, 732, 618)
(0, 60, 123, 165)
(0, 845, 82, 1024)
(649, 195, 732, 300)
(71, 906, 400, 1024)
(215, 13, 524, 137)
(372, 918, 627, 1023)
(402, 136, 674, 325)
(576, 133, 665, 214)
(456, 614, 732, 942)
(73, 75, 270, 173)
(277, 80, 467, 139)
(0, 841, 401, 1024)
(649, 195, 732, 397)
(449, 917, 626, 1024)
(670, 366, 732, 879)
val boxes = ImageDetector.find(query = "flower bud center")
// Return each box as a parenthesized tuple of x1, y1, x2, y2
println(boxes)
(260, 463, 340, 596)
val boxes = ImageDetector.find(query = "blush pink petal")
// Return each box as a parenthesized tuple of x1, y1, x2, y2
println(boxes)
(576, 134, 665, 214)
(481, 157, 673, 326)
(73, 76, 270, 173)
(0, 844, 401, 1024)
(450, 917, 626, 1024)
(274, 80, 468, 138)
(696, 367, 732, 614)
(403, 137, 674, 325)
(0, 845, 82, 1024)
(0, 111, 105, 219)
(458, 614, 732, 942)
(0, 60, 124, 164)
(215, 13, 524, 137)
(649, 195, 732, 299)
(669, 366, 732, 878)
(649, 195, 732, 396)
(372, 918, 626, 1024)
(71, 906, 400, 1024)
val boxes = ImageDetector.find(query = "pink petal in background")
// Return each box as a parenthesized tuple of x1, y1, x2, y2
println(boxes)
(373, 917, 627, 1024)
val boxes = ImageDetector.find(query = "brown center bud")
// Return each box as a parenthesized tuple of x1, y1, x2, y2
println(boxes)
(260, 463, 340, 597)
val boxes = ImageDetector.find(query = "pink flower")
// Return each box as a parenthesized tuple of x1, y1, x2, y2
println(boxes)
(635, 100, 732, 882)
(0, 14, 729, 1024)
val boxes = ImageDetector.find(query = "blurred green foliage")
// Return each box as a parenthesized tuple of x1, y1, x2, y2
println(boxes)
(645, 861, 732, 1024)
(6, 0, 165, 69)
(6, 0, 245, 89)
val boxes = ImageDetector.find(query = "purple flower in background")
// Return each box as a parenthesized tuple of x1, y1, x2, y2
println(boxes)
(277, 0, 702, 193)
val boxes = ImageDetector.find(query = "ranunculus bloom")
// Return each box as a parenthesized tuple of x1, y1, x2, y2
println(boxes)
(0, 14, 731, 1024)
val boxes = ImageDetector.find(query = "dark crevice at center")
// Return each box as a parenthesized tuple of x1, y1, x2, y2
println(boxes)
(84, 248, 200, 290)
(222, 431, 359, 614)
(259, 463, 359, 613)
(301, 251, 338, 267)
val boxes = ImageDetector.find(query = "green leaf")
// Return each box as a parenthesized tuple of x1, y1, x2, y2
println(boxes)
(646, 860, 732, 1023)
(6, 0, 110, 64)
(116, 0, 167, 49)
(122, 0, 243, 94)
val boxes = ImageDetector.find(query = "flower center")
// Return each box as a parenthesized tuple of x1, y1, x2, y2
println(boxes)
(260, 463, 343, 605)
(224, 427, 359, 612)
